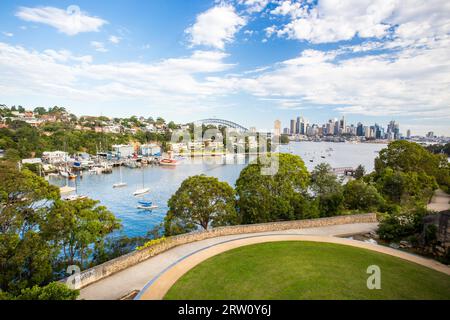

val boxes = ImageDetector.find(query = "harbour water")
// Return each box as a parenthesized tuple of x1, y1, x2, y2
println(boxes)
(48, 141, 387, 237)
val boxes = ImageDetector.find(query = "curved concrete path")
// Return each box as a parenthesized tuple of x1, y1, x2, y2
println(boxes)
(137, 234, 450, 300)
(80, 223, 377, 300)
(428, 189, 450, 212)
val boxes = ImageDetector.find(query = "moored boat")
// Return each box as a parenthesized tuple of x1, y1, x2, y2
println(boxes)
(159, 158, 179, 166)
(133, 188, 150, 196)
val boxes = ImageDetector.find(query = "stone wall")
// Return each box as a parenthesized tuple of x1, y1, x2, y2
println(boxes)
(67, 213, 377, 289)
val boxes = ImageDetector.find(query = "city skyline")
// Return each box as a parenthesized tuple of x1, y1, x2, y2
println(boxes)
(0, 1, 450, 136)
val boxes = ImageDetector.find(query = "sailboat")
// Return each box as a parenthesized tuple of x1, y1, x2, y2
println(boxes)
(137, 199, 158, 210)
(133, 166, 150, 196)
(60, 142, 76, 195)
(113, 165, 127, 188)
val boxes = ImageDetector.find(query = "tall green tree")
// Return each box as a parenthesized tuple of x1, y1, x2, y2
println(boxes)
(165, 175, 237, 236)
(236, 153, 313, 224)
(0, 162, 60, 294)
(375, 140, 449, 192)
(343, 180, 384, 212)
(310, 163, 344, 217)
(43, 199, 121, 269)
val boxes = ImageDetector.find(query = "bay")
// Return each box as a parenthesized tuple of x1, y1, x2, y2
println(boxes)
(49, 141, 387, 237)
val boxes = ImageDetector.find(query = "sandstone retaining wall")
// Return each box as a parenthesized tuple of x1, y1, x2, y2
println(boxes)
(67, 213, 377, 289)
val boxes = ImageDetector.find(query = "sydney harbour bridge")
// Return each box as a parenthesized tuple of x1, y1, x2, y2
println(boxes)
(194, 118, 249, 132)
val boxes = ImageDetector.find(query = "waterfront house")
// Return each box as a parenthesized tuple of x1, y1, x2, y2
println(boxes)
(42, 151, 68, 164)
(169, 142, 189, 154)
(112, 144, 135, 158)
(140, 144, 161, 156)
(22, 158, 43, 165)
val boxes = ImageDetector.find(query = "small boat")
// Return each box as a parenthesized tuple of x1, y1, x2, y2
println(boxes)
(309, 160, 314, 162)
(159, 158, 179, 166)
(321, 156, 326, 159)
(60, 185, 76, 194)
(113, 182, 127, 188)
(138, 200, 153, 206)
(68, 173, 77, 180)
(113, 166, 127, 188)
(137, 200, 158, 210)
(64, 194, 88, 201)
(133, 188, 150, 196)
(137, 204, 158, 210)
(133, 165, 150, 196)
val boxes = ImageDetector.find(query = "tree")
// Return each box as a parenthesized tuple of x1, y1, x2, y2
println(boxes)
(43, 199, 121, 269)
(165, 175, 237, 236)
(310, 163, 344, 217)
(310, 163, 343, 196)
(33, 107, 47, 116)
(280, 134, 290, 144)
(375, 168, 437, 206)
(0, 162, 60, 294)
(375, 140, 448, 186)
(167, 121, 178, 130)
(354, 165, 366, 179)
(236, 153, 313, 224)
(343, 180, 384, 212)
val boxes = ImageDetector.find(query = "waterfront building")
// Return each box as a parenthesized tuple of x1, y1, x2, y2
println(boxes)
(42, 151, 68, 164)
(283, 128, 290, 135)
(170, 142, 189, 153)
(112, 144, 135, 158)
(140, 144, 161, 156)
(22, 158, 42, 165)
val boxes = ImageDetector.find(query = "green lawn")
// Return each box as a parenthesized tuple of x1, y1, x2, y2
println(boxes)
(164, 241, 450, 300)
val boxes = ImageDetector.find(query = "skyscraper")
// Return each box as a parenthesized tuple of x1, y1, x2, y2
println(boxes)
(356, 122, 364, 136)
(290, 119, 296, 135)
(274, 120, 281, 136)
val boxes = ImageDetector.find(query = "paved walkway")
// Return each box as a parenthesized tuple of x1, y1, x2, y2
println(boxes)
(428, 189, 450, 212)
(80, 223, 378, 300)
(138, 234, 450, 300)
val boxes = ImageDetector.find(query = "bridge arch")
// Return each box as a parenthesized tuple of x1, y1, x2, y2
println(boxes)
(195, 119, 249, 132)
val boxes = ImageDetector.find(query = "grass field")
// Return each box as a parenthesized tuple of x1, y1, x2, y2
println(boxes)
(164, 241, 450, 300)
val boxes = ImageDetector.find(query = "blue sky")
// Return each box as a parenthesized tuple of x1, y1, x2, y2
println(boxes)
(0, 0, 449, 135)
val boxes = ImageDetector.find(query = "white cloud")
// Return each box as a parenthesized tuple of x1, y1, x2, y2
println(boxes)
(234, 41, 450, 121)
(109, 35, 121, 44)
(2, 32, 14, 37)
(186, 5, 246, 50)
(16, 6, 107, 36)
(238, 0, 270, 13)
(0, 43, 235, 111)
(90, 41, 108, 53)
(269, 0, 450, 44)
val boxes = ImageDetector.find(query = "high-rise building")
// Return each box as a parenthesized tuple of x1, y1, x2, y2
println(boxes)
(290, 119, 296, 135)
(283, 128, 290, 135)
(339, 116, 346, 134)
(356, 122, 365, 136)
(407, 129, 411, 139)
(387, 120, 400, 140)
(274, 120, 281, 136)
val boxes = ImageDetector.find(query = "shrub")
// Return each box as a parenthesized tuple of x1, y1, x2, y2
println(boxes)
(14, 282, 79, 300)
